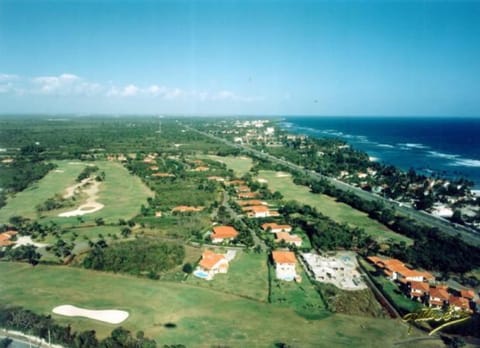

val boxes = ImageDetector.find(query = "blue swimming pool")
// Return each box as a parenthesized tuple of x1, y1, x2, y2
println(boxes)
(193, 270, 209, 279)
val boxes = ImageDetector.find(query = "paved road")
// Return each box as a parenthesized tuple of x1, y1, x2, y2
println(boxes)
(186, 125, 480, 247)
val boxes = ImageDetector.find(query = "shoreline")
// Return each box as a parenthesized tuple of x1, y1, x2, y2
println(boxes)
(0, 329, 64, 348)
(279, 119, 480, 190)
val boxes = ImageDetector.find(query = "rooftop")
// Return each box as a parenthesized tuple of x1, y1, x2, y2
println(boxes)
(272, 250, 297, 264)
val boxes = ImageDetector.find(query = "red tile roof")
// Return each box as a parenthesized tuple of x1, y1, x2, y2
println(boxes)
(410, 281, 430, 294)
(199, 250, 226, 270)
(275, 232, 302, 244)
(212, 226, 239, 240)
(449, 295, 471, 311)
(171, 206, 203, 213)
(262, 223, 292, 231)
(272, 251, 297, 264)
(430, 287, 450, 301)
(460, 289, 475, 300)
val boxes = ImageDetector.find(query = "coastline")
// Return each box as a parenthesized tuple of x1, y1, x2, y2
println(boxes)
(279, 117, 480, 189)
(0, 329, 64, 348)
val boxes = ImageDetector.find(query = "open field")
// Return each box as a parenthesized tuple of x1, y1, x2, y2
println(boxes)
(0, 262, 429, 347)
(199, 155, 253, 177)
(0, 161, 153, 226)
(269, 265, 328, 319)
(186, 250, 269, 302)
(257, 170, 413, 245)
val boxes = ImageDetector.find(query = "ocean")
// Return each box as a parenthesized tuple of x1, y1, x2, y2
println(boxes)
(281, 116, 480, 189)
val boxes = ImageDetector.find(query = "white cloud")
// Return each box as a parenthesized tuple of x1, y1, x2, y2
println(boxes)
(0, 73, 19, 82)
(0, 72, 263, 103)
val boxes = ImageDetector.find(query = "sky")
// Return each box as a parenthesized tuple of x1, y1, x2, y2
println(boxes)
(0, 0, 480, 116)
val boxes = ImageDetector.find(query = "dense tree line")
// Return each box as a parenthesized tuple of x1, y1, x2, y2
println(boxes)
(83, 239, 185, 278)
(0, 305, 157, 347)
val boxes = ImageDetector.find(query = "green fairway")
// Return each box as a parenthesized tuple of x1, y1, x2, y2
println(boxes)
(186, 250, 269, 302)
(0, 161, 153, 226)
(0, 161, 87, 223)
(0, 262, 427, 347)
(257, 171, 413, 245)
(200, 155, 253, 177)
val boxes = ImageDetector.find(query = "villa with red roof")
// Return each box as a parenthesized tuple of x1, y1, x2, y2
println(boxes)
(449, 295, 472, 312)
(262, 223, 292, 233)
(429, 287, 450, 308)
(195, 250, 229, 281)
(238, 192, 259, 199)
(171, 206, 203, 213)
(410, 281, 430, 300)
(237, 200, 268, 207)
(211, 226, 239, 243)
(272, 250, 297, 281)
(0, 231, 17, 247)
(275, 232, 302, 247)
(367, 256, 434, 283)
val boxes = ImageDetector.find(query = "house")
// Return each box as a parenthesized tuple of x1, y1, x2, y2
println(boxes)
(460, 289, 475, 300)
(0, 231, 17, 247)
(238, 192, 259, 199)
(410, 281, 430, 300)
(272, 251, 297, 281)
(207, 176, 225, 182)
(262, 223, 292, 233)
(237, 200, 268, 207)
(193, 166, 209, 172)
(211, 226, 239, 243)
(449, 295, 472, 312)
(429, 287, 450, 308)
(243, 205, 270, 218)
(149, 166, 159, 171)
(275, 232, 302, 247)
(236, 185, 251, 193)
(195, 250, 229, 280)
(171, 206, 203, 213)
(368, 257, 434, 283)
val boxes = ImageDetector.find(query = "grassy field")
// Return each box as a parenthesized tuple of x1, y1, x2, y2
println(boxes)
(186, 250, 269, 302)
(269, 265, 328, 320)
(0, 161, 153, 226)
(257, 170, 412, 245)
(0, 161, 87, 223)
(0, 262, 430, 347)
(199, 155, 253, 177)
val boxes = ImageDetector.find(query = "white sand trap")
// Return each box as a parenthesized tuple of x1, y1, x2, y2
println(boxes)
(257, 178, 268, 183)
(54, 169, 65, 173)
(59, 180, 104, 217)
(53, 305, 129, 324)
(275, 172, 291, 178)
(12, 236, 47, 249)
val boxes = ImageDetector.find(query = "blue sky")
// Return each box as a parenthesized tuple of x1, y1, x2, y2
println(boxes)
(1, 0, 479, 116)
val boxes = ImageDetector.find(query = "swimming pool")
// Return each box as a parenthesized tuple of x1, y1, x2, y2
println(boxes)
(193, 270, 209, 279)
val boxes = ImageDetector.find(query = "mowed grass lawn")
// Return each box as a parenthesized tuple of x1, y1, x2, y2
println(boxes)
(0, 161, 87, 223)
(0, 161, 153, 226)
(200, 155, 253, 177)
(269, 265, 328, 319)
(0, 262, 426, 347)
(258, 170, 412, 245)
(186, 250, 269, 302)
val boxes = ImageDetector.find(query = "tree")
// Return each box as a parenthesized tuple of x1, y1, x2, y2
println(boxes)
(182, 263, 193, 274)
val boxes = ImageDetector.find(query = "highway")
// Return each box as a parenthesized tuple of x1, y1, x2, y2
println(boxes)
(186, 125, 480, 247)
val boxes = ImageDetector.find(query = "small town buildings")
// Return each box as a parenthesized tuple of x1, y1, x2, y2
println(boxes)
(275, 232, 302, 247)
(367, 256, 434, 283)
(195, 250, 229, 280)
(193, 166, 209, 172)
(228, 179, 246, 186)
(261, 223, 292, 233)
(410, 281, 430, 300)
(429, 287, 450, 308)
(238, 192, 259, 199)
(243, 205, 279, 218)
(460, 289, 475, 300)
(211, 226, 239, 243)
(236, 185, 251, 193)
(449, 295, 472, 312)
(272, 250, 297, 281)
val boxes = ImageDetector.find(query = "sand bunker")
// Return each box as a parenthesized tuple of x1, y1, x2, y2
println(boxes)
(12, 236, 47, 249)
(59, 179, 104, 217)
(257, 178, 268, 183)
(275, 172, 291, 178)
(52, 305, 129, 324)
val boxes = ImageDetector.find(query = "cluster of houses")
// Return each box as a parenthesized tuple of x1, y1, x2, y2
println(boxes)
(194, 247, 300, 283)
(367, 256, 478, 313)
(229, 180, 279, 218)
